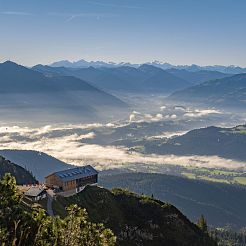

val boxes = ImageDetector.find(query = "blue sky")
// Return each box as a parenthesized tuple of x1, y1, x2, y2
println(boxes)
(0, 0, 246, 66)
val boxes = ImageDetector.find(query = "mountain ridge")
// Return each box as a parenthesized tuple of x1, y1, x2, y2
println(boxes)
(0, 150, 73, 181)
(168, 73, 246, 108)
(0, 61, 128, 123)
(114, 124, 246, 162)
(53, 185, 216, 246)
(49, 59, 246, 74)
(0, 155, 37, 184)
(33, 63, 193, 93)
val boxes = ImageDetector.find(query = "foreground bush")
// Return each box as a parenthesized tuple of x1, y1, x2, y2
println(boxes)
(0, 173, 116, 246)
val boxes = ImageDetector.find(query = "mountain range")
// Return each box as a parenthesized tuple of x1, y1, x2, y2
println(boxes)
(0, 61, 127, 123)
(50, 59, 137, 69)
(50, 59, 246, 74)
(1, 60, 240, 116)
(169, 73, 246, 108)
(33, 64, 192, 93)
(33, 64, 231, 94)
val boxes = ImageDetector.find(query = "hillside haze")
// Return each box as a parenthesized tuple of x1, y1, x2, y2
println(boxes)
(166, 68, 231, 85)
(0, 61, 128, 124)
(169, 73, 246, 109)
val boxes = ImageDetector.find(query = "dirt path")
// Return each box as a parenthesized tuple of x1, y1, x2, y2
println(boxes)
(46, 189, 54, 216)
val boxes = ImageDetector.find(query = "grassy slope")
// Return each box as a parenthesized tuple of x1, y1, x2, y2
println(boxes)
(99, 173, 246, 229)
(53, 186, 216, 246)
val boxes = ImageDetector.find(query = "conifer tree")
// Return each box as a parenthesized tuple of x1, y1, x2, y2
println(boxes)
(197, 215, 208, 233)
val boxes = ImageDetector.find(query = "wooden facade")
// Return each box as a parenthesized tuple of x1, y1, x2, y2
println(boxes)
(45, 165, 98, 192)
(45, 173, 63, 188)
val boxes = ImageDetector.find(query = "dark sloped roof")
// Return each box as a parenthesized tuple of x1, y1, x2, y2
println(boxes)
(49, 165, 98, 182)
(25, 187, 45, 197)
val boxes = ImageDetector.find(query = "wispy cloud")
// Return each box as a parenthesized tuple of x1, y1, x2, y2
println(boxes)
(48, 12, 119, 22)
(88, 1, 142, 10)
(1, 11, 34, 16)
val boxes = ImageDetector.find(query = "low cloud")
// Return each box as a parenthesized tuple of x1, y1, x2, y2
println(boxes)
(160, 106, 166, 111)
(0, 124, 245, 172)
(147, 131, 188, 139)
(129, 114, 136, 122)
(129, 111, 171, 123)
(174, 106, 186, 111)
(128, 106, 222, 124)
(184, 109, 221, 118)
